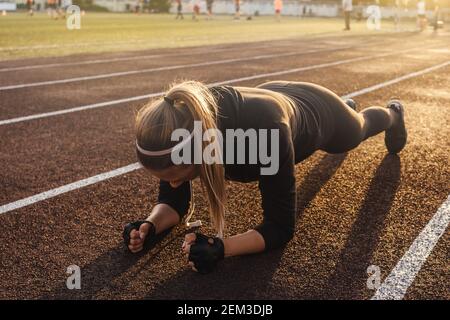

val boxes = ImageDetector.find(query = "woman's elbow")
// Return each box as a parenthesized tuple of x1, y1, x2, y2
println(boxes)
(277, 227, 294, 247)
(255, 222, 295, 251)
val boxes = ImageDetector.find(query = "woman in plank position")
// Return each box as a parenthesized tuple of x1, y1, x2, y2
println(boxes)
(123, 80, 407, 274)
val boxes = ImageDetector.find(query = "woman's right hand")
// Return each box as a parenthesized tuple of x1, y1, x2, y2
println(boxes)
(128, 222, 152, 253)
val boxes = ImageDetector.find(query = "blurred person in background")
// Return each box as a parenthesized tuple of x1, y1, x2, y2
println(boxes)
(356, 1, 363, 21)
(432, 0, 441, 31)
(342, 0, 353, 30)
(57, 0, 67, 19)
(192, 0, 200, 21)
(134, 0, 144, 14)
(234, 0, 241, 20)
(27, 0, 34, 16)
(175, 0, 184, 19)
(274, 0, 283, 22)
(394, 0, 401, 30)
(416, 0, 427, 31)
(302, 5, 307, 17)
(47, 0, 58, 19)
(206, 0, 214, 20)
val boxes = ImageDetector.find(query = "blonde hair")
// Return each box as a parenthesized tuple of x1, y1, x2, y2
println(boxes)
(135, 81, 226, 238)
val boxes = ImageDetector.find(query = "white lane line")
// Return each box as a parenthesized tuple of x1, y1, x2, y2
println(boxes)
(0, 39, 154, 51)
(0, 46, 433, 126)
(0, 92, 165, 126)
(0, 163, 142, 215)
(342, 61, 450, 100)
(0, 58, 448, 215)
(0, 46, 353, 90)
(0, 37, 310, 52)
(0, 42, 320, 73)
(0, 53, 182, 73)
(0, 36, 263, 52)
(371, 195, 450, 300)
(0, 29, 368, 53)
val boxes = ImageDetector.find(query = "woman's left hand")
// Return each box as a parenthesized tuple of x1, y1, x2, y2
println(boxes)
(182, 233, 199, 272)
(182, 232, 225, 274)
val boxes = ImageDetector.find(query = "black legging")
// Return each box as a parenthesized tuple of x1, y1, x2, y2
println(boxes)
(257, 81, 396, 159)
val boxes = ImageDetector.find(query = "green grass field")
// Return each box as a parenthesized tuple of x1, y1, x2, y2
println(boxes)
(0, 12, 412, 60)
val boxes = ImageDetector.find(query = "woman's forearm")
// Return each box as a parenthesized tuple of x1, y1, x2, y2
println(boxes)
(148, 205, 267, 257)
(147, 203, 180, 234)
(223, 230, 266, 257)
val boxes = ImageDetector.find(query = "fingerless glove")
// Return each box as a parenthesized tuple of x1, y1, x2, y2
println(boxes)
(188, 233, 225, 274)
(122, 220, 156, 251)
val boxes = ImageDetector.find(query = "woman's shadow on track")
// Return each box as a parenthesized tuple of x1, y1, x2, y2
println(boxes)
(311, 153, 401, 299)
(39, 228, 177, 299)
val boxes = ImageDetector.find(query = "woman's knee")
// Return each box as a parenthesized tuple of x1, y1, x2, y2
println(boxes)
(323, 112, 365, 153)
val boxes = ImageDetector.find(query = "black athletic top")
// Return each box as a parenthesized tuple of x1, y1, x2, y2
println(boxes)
(157, 82, 338, 250)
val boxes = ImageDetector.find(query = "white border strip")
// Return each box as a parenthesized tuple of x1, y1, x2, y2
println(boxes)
(0, 46, 434, 126)
(1, 59, 449, 215)
(371, 195, 450, 300)
(0, 47, 351, 91)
